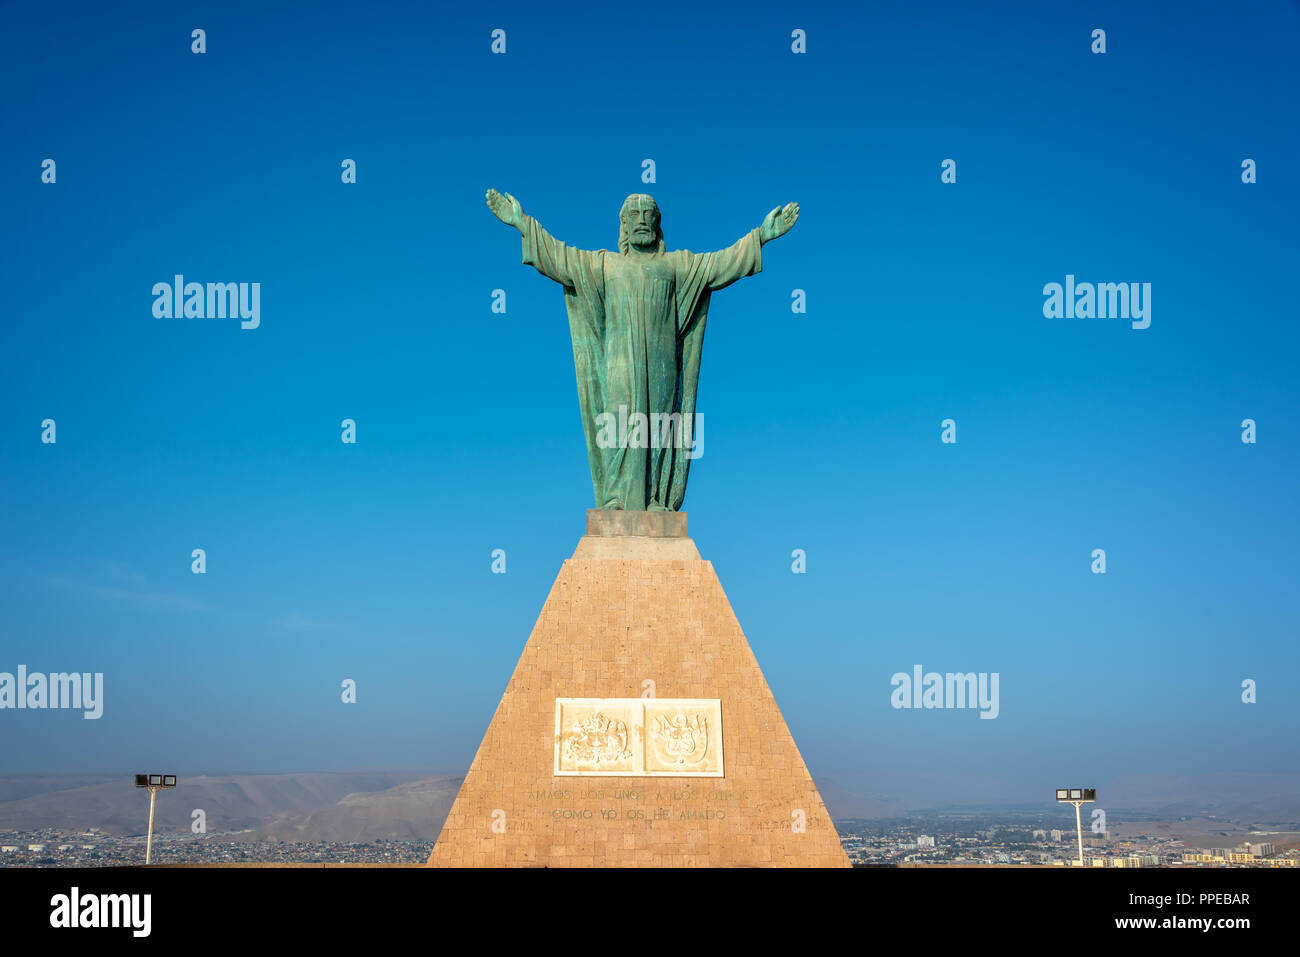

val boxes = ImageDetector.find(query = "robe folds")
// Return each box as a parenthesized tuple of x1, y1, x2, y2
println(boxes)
(521, 215, 762, 511)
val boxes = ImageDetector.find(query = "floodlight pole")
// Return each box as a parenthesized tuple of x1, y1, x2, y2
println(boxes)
(1072, 800, 1084, 867)
(145, 786, 161, 865)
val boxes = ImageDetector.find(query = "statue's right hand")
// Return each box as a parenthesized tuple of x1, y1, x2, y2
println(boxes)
(486, 188, 523, 229)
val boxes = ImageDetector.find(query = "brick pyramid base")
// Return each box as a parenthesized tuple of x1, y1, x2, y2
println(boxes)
(427, 513, 850, 867)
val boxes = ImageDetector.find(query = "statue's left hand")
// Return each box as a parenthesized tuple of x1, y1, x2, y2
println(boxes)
(760, 202, 799, 243)
(486, 188, 524, 231)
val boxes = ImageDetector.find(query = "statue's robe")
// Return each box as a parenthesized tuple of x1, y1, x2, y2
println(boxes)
(521, 215, 763, 511)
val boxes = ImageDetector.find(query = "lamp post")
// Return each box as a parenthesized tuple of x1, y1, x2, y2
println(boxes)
(134, 774, 177, 864)
(1055, 788, 1096, 866)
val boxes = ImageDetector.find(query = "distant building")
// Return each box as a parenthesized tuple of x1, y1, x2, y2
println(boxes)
(1050, 829, 1064, 842)
(1113, 855, 1160, 868)
(917, 835, 935, 848)
(1033, 829, 1046, 840)
(1184, 843, 1275, 864)
(0, 846, 17, 853)
(27, 844, 45, 852)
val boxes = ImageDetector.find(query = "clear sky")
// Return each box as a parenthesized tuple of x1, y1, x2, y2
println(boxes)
(1, 0, 1296, 806)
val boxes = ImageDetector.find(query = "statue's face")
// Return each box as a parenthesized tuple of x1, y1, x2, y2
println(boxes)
(622, 201, 660, 249)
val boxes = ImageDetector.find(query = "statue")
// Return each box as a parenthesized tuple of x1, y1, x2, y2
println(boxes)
(486, 188, 799, 511)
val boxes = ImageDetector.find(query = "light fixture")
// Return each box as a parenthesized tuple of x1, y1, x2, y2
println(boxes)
(1054, 787, 1097, 867)
(133, 773, 179, 864)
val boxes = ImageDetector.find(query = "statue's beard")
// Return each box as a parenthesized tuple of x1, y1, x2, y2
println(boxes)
(629, 230, 657, 250)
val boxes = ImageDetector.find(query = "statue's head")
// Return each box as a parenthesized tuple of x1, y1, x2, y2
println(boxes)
(618, 194, 665, 254)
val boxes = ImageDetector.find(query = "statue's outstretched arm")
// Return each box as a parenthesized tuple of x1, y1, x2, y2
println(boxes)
(759, 202, 799, 245)
(693, 202, 799, 292)
(488, 188, 594, 288)
(485, 188, 524, 232)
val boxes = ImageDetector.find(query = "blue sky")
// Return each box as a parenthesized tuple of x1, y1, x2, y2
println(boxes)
(1, 0, 1297, 806)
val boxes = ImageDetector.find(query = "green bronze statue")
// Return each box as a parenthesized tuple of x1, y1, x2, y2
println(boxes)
(486, 188, 799, 511)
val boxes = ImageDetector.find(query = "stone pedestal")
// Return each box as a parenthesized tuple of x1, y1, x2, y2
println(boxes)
(572, 509, 701, 560)
(426, 511, 849, 867)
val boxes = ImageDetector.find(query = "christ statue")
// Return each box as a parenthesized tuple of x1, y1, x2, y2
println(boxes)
(486, 188, 799, 511)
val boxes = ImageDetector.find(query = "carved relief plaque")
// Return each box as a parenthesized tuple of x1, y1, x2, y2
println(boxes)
(554, 698, 723, 777)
